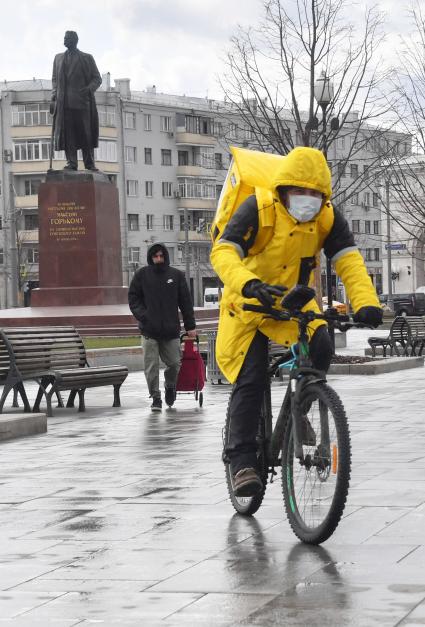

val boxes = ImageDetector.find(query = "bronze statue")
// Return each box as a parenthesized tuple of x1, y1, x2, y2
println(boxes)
(50, 31, 102, 171)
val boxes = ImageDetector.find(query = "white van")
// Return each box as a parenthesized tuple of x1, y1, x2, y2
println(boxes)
(203, 287, 220, 309)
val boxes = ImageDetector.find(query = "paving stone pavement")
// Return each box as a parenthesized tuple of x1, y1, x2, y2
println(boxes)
(1, 329, 425, 625)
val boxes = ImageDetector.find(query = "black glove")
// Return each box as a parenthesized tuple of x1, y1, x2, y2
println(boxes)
(242, 279, 287, 307)
(353, 306, 383, 328)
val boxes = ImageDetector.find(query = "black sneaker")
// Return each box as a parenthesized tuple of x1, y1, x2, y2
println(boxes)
(151, 397, 162, 412)
(232, 468, 263, 497)
(301, 415, 316, 446)
(165, 386, 176, 407)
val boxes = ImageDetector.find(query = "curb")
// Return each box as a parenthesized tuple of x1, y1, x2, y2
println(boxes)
(329, 356, 424, 375)
(0, 413, 47, 441)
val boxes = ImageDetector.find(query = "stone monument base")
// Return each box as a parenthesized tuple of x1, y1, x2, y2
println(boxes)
(31, 286, 129, 307)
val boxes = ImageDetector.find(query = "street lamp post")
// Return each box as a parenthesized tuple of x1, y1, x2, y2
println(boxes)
(314, 71, 335, 347)
(385, 178, 394, 312)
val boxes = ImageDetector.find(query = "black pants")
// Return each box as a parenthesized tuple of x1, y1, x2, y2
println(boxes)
(64, 108, 96, 170)
(226, 326, 333, 474)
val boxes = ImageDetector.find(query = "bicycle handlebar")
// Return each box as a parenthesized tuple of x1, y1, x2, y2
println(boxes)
(242, 302, 372, 330)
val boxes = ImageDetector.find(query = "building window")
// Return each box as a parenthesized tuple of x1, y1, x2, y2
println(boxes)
(0, 248, 3, 264)
(98, 105, 116, 127)
(27, 247, 39, 263)
(128, 247, 140, 263)
(95, 140, 117, 162)
(14, 139, 50, 161)
(124, 111, 136, 129)
(161, 149, 172, 166)
(144, 147, 152, 165)
(215, 153, 223, 169)
(374, 248, 380, 261)
(338, 136, 345, 150)
(128, 214, 139, 231)
(352, 220, 360, 233)
(365, 220, 370, 234)
(160, 116, 172, 132)
(24, 179, 43, 195)
(125, 146, 137, 163)
(350, 193, 358, 205)
(167, 247, 175, 264)
(126, 180, 139, 197)
(184, 114, 212, 135)
(162, 182, 173, 197)
(350, 163, 358, 178)
(163, 215, 174, 230)
(373, 192, 380, 207)
(365, 248, 372, 261)
(12, 103, 51, 126)
(178, 150, 189, 166)
(145, 181, 153, 197)
(373, 220, 380, 234)
(24, 214, 38, 230)
(146, 214, 154, 230)
(337, 162, 346, 177)
(177, 177, 216, 199)
(364, 191, 370, 207)
(144, 114, 151, 131)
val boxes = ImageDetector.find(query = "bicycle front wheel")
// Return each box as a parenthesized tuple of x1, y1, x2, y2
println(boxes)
(281, 382, 351, 544)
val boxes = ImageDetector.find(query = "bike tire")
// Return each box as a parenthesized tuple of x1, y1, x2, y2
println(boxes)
(281, 382, 351, 544)
(223, 394, 268, 516)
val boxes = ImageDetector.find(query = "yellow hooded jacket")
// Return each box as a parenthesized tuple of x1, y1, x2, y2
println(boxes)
(210, 146, 380, 383)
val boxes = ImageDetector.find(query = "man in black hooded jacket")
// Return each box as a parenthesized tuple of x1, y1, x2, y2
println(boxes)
(128, 243, 196, 411)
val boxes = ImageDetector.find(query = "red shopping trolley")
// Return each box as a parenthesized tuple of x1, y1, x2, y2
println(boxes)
(175, 334, 206, 407)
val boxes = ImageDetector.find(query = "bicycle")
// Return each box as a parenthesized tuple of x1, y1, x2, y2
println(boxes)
(223, 284, 368, 545)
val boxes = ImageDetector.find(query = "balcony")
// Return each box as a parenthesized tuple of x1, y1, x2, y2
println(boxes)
(177, 165, 215, 177)
(177, 197, 217, 210)
(175, 131, 216, 146)
(177, 230, 211, 243)
(15, 195, 38, 208)
(18, 229, 39, 244)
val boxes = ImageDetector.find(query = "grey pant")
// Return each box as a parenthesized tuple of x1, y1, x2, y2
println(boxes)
(143, 337, 181, 399)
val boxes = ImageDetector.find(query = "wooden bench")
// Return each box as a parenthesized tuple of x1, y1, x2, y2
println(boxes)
(368, 316, 425, 357)
(0, 326, 128, 417)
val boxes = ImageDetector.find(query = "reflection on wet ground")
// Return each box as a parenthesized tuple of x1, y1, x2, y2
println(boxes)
(1, 330, 425, 624)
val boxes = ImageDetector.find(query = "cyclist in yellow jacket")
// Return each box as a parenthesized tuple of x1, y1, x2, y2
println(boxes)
(210, 146, 382, 497)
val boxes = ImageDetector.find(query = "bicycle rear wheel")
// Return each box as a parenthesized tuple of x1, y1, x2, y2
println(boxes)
(223, 393, 268, 516)
(281, 382, 351, 544)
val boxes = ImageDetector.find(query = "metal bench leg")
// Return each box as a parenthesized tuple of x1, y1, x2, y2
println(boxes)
(15, 382, 31, 412)
(33, 385, 44, 412)
(66, 390, 77, 408)
(0, 384, 12, 413)
(12, 387, 19, 407)
(77, 389, 86, 412)
(113, 384, 121, 407)
(56, 391, 65, 408)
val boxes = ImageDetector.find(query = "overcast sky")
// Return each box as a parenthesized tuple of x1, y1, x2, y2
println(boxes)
(0, 0, 415, 99)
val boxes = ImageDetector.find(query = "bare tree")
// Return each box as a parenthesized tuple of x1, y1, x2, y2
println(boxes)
(218, 0, 404, 208)
(387, 1, 425, 240)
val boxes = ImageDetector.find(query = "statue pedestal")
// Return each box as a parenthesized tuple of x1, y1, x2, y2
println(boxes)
(31, 170, 128, 307)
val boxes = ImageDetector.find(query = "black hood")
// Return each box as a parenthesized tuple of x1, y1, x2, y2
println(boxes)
(147, 243, 170, 266)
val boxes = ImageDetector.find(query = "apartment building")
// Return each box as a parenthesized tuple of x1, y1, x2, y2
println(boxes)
(0, 76, 410, 308)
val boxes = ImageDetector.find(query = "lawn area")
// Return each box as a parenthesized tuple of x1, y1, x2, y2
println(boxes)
(83, 336, 141, 349)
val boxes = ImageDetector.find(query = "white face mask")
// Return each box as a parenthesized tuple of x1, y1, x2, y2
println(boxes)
(287, 194, 323, 222)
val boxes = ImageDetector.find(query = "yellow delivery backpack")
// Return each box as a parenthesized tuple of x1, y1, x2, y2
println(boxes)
(211, 146, 286, 254)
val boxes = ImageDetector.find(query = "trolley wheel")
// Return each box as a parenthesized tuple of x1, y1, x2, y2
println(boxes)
(199, 392, 203, 407)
